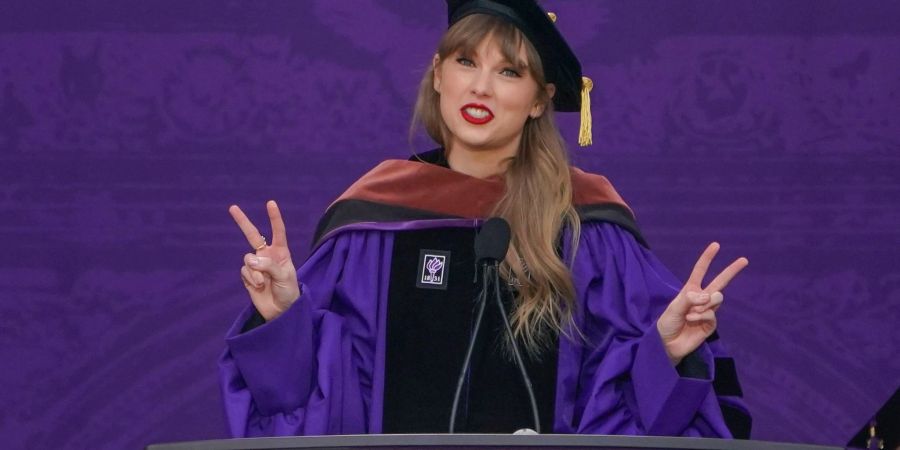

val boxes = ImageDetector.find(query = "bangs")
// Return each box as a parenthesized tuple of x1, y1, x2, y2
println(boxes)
(438, 14, 540, 76)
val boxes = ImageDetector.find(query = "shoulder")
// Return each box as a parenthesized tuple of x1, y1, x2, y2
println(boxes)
(570, 166, 626, 207)
(570, 166, 648, 248)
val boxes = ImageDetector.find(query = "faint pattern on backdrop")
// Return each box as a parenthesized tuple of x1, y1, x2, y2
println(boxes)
(1, 1, 899, 448)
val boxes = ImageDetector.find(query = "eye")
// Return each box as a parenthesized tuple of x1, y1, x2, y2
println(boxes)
(456, 57, 475, 67)
(501, 68, 521, 78)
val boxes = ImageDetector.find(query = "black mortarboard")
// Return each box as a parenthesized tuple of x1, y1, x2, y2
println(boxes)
(446, 0, 594, 146)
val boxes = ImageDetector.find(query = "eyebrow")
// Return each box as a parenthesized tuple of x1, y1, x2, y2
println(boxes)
(457, 48, 529, 70)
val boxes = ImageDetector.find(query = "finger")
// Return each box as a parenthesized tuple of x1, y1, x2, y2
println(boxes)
(687, 291, 711, 306)
(686, 309, 717, 323)
(229, 205, 267, 250)
(267, 200, 289, 248)
(241, 265, 260, 289)
(694, 291, 724, 313)
(687, 242, 720, 286)
(244, 253, 276, 276)
(706, 257, 749, 292)
(669, 290, 708, 317)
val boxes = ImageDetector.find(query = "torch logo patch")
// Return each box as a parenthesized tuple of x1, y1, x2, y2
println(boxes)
(417, 250, 450, 290)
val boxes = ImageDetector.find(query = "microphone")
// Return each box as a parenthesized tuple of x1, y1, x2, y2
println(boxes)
(449, 218, 508, 433)
(483, 219, 541, 434)
(474, 217, 510, 264)
(449, 218, 541, 434)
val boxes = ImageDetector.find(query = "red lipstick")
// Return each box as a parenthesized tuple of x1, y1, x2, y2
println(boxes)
(460, 103, 494, 125)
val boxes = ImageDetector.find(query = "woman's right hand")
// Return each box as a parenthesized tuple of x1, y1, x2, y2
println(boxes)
(229, 200, 300, 321)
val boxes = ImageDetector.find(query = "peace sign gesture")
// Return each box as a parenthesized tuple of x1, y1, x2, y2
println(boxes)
(656, 242, 748, 366)
(229, 200, 300, 321)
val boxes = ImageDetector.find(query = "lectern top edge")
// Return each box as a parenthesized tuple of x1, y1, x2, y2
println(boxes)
(147, 433, 843, 450)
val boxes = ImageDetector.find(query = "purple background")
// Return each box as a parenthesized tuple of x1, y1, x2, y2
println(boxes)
(2, 1, 899, 448)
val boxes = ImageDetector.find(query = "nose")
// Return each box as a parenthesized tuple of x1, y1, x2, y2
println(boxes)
(470, 67, 493, 97)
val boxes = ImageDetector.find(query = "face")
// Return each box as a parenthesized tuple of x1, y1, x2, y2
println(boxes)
(433, 35, 554, 158)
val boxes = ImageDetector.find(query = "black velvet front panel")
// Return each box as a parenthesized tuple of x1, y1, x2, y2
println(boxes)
(381, 227, 557, 433)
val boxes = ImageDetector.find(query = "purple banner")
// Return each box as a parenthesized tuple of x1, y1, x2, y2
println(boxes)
(2, 1, 898, 448)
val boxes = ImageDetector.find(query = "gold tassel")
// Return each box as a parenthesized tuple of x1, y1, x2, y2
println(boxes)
(547, 12, 557, 23)
(578, 76, 593, 146)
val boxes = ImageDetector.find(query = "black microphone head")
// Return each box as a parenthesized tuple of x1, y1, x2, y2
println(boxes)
(475, 217, 511, 264)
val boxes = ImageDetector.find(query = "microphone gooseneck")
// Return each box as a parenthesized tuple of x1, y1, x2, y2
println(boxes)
(448, 217, 540, 434)
(449, 218, 510, 434)
(448, 263, 491, 434)
(492, 271, 541, 433)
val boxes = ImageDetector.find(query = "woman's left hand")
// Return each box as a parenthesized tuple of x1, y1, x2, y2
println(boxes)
(657, 242, 748, 366)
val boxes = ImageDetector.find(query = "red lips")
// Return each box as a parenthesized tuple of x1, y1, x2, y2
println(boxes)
(460, 103, 494, 125)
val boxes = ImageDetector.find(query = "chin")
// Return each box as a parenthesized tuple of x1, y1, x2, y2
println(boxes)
(452, 136, 498, 151)
(448, 128, 499, 149)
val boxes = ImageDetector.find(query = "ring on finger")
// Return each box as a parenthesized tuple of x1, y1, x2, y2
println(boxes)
(254, 236, 267, 251)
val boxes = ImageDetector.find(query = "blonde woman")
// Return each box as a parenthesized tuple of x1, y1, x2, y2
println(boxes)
(221, 0, 750, 438)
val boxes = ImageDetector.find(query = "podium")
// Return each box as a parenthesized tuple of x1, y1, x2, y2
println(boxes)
(147, 434, 841, 450)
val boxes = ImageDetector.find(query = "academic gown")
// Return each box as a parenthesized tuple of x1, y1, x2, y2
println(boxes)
(218, 149, 751, 438)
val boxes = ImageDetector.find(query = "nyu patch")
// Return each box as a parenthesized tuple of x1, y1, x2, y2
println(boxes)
(417, 249, 450, 290)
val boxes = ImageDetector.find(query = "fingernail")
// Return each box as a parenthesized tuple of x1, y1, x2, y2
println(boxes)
(249, 256, 259, 266)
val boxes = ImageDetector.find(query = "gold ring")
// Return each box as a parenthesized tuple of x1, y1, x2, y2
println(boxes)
(254, 236, 266, 251)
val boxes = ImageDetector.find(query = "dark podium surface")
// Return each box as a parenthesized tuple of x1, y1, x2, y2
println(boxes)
(147, 434, 842, 450)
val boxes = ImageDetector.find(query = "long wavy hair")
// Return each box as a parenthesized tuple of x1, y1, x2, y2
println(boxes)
(410, 14, 582, 354)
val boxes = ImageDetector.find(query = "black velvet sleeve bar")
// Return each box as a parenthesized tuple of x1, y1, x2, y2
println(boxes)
(240, 308, 267, 334)
(675, 350, 710, 379)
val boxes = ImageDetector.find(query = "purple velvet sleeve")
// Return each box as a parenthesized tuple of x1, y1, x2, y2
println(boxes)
(555, 222, 745, 436)
(218, 230, 393, 437)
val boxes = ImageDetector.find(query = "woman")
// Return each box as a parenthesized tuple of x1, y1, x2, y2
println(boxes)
(221, 0, 751, 438)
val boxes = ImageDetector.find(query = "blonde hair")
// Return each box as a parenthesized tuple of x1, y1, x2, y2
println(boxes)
(411, 14, 581, 354)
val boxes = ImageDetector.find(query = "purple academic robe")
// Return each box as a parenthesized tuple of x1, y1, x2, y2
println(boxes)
(218, 218, 749, 437)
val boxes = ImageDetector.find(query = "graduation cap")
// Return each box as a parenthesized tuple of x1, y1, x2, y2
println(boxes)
(446, 0, 594, 146)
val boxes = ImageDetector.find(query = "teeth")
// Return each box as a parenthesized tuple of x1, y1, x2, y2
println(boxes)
(465, 107, 490, 119)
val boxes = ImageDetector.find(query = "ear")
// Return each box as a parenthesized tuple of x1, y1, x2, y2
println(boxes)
(432, 54, 442, 93)
(530, 83, 556, 118)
